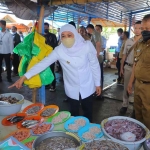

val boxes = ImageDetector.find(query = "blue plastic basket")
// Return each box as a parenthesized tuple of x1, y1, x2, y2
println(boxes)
(78, 123, 103, 142)
(64, 116, 90, 133)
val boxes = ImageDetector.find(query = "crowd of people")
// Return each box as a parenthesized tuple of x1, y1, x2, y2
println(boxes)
(0, 13, 150, 130)
(114, 14, 150, 130)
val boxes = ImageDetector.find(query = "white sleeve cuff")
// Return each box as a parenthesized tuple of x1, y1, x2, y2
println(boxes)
(95, 82, 100, 87)
(24, 72, 32, 79)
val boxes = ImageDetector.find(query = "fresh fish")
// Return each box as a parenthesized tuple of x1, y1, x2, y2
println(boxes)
(11, 116, 24, 123)
(22, 120, 38, 125)
(22, 120, 32, 125)
(26, 123, 38, 128)
(7, 116, 16, 121)
(22, 120, 39, 127)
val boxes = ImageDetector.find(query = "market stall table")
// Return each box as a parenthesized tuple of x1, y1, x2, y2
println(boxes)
(0, 100, 145, 150)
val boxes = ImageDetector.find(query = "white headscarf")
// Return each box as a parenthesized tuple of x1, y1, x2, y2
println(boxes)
(59, 24, 85, 57)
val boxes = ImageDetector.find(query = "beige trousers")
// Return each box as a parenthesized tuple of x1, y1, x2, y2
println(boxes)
(122, 65, 134, 107)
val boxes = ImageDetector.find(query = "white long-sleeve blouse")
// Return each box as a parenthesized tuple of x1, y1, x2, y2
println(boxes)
(25, 41, 101, 100)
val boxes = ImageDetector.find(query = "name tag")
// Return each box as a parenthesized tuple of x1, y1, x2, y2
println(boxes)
(137, 50, 140, 52)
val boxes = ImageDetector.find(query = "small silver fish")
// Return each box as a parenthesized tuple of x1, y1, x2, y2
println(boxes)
(22, 120, 38, 127)
(22, 120, 32, 125)
(7, 116, 16, 121)
(26, 123, 38, 128)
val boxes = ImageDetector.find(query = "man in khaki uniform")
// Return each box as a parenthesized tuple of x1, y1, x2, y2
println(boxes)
(86, 24, 103, 99)
(118, 31, 129, 85)
(128, 14, 150, 130)
(119, 31, 129, 59)
(120, 21, 142, 115)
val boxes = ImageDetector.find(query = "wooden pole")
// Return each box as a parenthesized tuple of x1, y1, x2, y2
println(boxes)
(32, 5, 45, 103)
(38, 5, 45, 33)
(32, 88, 37, 103)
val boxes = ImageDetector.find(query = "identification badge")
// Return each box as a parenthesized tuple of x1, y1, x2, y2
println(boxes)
(0, 40, 2, 45)
(137, 49, 140, 52)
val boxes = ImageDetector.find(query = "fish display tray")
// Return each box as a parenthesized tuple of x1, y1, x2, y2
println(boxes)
(30, 122, 54, 136)
(22, 103, 44, 115)
(38, 105, 59, 118)
(78, 123, 103, 142)
(64, 116, 90, 133)
(47, 111, 71, 125)
(32, 131, 81, 149)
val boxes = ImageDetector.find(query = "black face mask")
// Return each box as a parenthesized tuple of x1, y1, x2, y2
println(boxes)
(142, 30, 150, 42)
(44, 29, 49, 34)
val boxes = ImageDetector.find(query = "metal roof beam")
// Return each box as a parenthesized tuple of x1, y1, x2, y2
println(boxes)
(130, 8, 150, 14)
(62, 5, 122, 23)
(115, 1, 130, 11)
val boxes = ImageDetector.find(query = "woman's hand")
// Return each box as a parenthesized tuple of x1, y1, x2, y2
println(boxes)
(8, 76, 27, 89)
(96, 86, 101, 96)
(127, 81, 133, 95)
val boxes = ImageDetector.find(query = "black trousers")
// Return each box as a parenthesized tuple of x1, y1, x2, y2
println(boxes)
(116, 53, 121, 81)
(68, 94, 94, 122)
(0, 54, 11, 80)
(50, 63, 56, 88)
(12, 53, 20, 74)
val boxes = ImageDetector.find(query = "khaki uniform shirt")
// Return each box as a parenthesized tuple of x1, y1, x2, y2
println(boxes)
(119, 39, 127, 59)
(91, 30, 101, 50)
(123, 37, 135, 64)
(134, 39, 150, 81)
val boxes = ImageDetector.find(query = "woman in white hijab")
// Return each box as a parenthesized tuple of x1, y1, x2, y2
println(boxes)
(9, 24, 101, 122)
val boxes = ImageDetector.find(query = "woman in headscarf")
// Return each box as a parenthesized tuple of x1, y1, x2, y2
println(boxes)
(9, 24, 101, 122)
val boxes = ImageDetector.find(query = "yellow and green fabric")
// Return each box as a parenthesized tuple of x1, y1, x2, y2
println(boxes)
(13, 31, 54, 88)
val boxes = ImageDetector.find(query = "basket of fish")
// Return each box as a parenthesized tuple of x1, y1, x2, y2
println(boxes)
(101, 116, 150, 150)
(0, 93, 24, 116)
(32, 131, 81, 150)
(82, 139, 129, 150)
(78, 124, 103, 142)
(64, 116, 90, 133)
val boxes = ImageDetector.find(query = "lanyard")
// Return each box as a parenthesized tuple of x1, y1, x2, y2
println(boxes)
(0, 32, 6, 41)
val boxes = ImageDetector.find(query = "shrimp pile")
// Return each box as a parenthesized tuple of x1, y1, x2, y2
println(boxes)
(82, 127, 101, 141)
(25, 140, 34, 149)
(104, 119, 146, 142)
(12, 130, 30, 141)
(32, 124, 51, 135)
(83, 140, 128, 150)
(82, 132, 95, 140)
(51, 112, 68, 124)
(90, 127, 101, 134)
(68, 118, 86, 131)
(36, 137, 78, 150)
